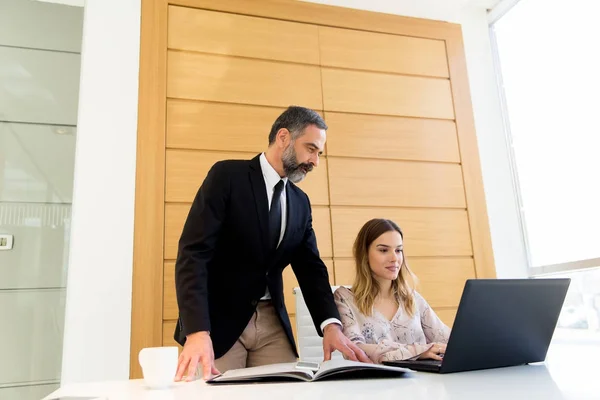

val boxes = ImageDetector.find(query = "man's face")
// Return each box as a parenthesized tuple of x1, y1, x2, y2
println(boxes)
(281, 124, 326, 183)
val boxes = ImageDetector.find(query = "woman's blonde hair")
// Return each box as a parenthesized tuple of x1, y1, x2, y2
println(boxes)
(352, 218, 417, 317)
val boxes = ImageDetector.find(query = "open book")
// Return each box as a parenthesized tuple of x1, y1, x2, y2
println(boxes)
(207, 359, 409, 384)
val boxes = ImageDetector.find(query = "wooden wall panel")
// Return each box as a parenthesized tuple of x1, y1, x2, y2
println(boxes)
(169, 6, 320, 64)
(167, 51, 323, 109)
(319, 26, 449, 77)
(410, 258, 475, 307)
(333, 257, 475, 308)
(164, 203, 189, 260)
(333, 259, 355, 287)
(165, 203, 333, 260)
(162, 320, 180, 349)
(299, 163, 330, 206)
(331, 207, 473, 258)
(328, 158, 466, 208)
(290, 315, 297, 343)
(311, 206, 333, 258)
(434, 308, 457, 327)
(321, 68, 454, 119)
(133, 1, 497, 378)
(164, 261, 177, 320)
(165, 149, 330, 204)
(325, 112, 459, 163)
(169, 0, 458, 40)
(165, 150, 251, 202)
(166, 100, 327, 153)
(130, 0, 167, 379)
(166, 101, 284, 151)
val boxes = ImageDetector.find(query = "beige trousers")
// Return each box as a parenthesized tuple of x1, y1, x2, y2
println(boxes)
(214, 301, 297, 372)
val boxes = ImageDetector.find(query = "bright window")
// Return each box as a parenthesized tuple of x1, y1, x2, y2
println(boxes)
(491, 0, 600, 337)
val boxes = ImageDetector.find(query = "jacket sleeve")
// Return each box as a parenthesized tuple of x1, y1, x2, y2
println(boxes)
(290, 199, 339, 336)
(175, 162, 230, 340)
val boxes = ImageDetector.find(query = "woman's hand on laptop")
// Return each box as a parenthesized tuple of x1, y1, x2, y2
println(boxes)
(418, 343, 447, 361)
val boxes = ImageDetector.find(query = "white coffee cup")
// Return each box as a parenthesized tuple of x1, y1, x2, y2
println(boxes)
(139, 346, 178, 389)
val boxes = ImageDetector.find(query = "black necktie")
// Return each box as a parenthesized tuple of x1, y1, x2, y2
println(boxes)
(269, 180, 284, 251)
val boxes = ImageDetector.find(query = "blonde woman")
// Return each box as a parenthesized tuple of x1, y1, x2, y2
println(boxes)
(334, 218, 450, 364)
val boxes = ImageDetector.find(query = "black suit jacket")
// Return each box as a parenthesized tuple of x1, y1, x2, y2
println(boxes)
(174, 154, 340, 358)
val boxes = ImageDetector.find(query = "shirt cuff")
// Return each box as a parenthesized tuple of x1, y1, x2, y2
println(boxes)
(320, 318, 342, 333)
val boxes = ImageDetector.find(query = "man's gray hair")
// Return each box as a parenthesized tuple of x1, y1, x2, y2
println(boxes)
(268, 106, 327, 145)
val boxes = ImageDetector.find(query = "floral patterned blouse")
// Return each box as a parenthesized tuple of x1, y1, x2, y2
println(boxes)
(334, 286, 451, 363)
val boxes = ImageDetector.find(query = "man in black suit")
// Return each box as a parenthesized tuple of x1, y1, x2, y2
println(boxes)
(174, 106, 369, 381)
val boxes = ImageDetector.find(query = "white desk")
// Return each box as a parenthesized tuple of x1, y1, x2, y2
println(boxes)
(44, 346, 599, 400)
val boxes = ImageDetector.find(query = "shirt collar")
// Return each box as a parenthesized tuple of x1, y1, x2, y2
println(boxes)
(259, 153, 288, 190)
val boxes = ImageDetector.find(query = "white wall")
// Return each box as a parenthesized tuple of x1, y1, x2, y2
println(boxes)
(60, 0, 526, 384)
(60, 0, 141, 384)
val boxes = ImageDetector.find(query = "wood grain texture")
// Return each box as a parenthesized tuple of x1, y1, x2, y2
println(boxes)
(290, 314, 297, 344)
(308, 206, 333, 259)
(327, 157, 466, 208)
(166, 100, 284, 152)
(411, 257, 474, 308)
(163, 261, 177, 321)
(324, 112, 459, 163)
(319, 26, 449, 77)
(168, 6, 320, 64)
(321, 68, 455, 119)
(330, 207, 473, 258)
(168, 0, 460, 40)
(434, 308, 457, 327)
(130, 0, 167, 379)
(167, 51, 323, 109)
(162, 320, 182, 350)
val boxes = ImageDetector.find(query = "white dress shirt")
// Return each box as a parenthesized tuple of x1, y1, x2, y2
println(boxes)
(259, 153, 288, 248)
(258, 153, 340, 332)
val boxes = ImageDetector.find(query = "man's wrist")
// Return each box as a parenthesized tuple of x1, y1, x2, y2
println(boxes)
(321, 318, 342, 334)
(187, 330, 210, 339)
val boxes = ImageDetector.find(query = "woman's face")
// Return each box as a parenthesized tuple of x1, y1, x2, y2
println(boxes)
(368, 230, 404, 282)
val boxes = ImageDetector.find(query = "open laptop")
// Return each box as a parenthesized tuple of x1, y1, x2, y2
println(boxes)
(383, 278, 570, 373)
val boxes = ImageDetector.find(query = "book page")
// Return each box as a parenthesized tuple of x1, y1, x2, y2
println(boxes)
(210, 362, 315, 383)
(314, 359, 408, 380)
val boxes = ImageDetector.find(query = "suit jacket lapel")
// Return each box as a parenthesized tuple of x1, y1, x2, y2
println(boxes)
(249, 155, 269, 259)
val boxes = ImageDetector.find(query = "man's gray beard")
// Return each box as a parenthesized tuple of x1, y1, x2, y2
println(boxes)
(282, 144, 307, 183)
